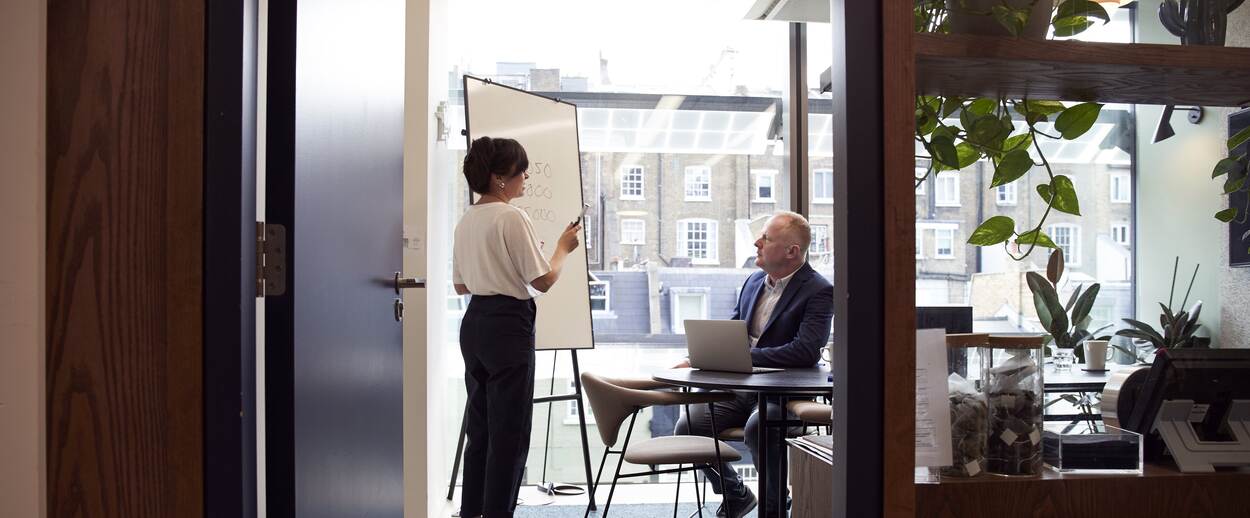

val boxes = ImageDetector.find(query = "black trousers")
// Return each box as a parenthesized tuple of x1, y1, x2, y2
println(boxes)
(458, 295, 537, 518)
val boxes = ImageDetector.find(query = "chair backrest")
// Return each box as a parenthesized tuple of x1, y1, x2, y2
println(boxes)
(580, 372, 643, 447)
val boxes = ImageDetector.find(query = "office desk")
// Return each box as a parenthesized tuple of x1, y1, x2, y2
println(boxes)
(653, 367, 831, 518)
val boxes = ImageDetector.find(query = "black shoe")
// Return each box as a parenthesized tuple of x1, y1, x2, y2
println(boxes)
(715, 487, 758, 518)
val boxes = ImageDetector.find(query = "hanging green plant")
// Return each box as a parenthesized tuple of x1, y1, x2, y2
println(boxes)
(913, 1, 1112, 260)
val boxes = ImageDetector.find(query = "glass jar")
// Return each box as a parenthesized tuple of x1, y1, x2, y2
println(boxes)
(983, 334, 1046, 476)
(942, 333, 989, 477)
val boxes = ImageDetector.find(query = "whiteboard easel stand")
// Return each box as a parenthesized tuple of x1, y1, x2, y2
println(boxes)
(445, 348, 598, 511)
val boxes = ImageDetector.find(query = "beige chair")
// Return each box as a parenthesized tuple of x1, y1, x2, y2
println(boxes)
(787, 400, 833, 426)
(580, 372, 742, 518)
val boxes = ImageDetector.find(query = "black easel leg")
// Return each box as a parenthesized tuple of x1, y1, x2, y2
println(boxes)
(571, 350, 597, 511)
(447, 405, 469, 501)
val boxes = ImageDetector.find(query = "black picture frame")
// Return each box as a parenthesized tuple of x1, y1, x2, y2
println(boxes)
(1228, 108, 1250, 267)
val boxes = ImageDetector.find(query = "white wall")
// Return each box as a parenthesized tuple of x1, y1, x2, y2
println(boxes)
(1134, 0, 1236, 345)
(0, 0, 46, 516)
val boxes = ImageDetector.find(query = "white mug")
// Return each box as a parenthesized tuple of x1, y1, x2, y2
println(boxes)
(1084, 340, 1113, 370)
(820, 345, 833, 363)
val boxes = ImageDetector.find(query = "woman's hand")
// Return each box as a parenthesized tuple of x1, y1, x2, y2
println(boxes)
(557, 222, 582, 253)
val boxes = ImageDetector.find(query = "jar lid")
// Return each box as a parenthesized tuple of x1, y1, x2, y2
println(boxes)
(986, 334, 1047, 348)
(946, 333, 990, 348)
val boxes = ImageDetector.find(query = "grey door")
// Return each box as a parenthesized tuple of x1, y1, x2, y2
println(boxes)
(265, 0, 405, 516)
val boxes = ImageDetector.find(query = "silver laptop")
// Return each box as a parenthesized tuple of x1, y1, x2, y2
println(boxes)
(684, 320, 783, 374)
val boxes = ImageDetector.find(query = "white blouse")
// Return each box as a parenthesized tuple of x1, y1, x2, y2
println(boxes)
(452, 202, 552, 300)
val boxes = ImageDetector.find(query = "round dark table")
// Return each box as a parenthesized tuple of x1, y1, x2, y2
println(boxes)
(653, 367, 832, 518)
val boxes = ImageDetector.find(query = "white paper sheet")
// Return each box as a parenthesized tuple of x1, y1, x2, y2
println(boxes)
(915, 328, 954, 467)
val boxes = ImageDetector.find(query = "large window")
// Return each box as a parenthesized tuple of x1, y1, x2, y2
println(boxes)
(996, 183, 1017, 205)
(812, 169, 833, 203)
(1112, 222, 1130, 246)
(589, 280, 610, 312)
(620, 218, 645, 245)
(620, 166, 645, 200)
(1048, 223, 1081, 266)
(684, 166, 711, 201)
(677, 219, 718, 264)
(670, 288, 710, 334)
(754, 170, 777, 202)
(811, 224, 830, 255)
(935, 172, 960, 207)
(1110, 171, 1131, 203)
(934, 228, 955, 259)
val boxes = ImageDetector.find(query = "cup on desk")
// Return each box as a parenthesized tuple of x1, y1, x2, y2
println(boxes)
(820, 345, 833, 364)
(1083, 340, 1113, 370)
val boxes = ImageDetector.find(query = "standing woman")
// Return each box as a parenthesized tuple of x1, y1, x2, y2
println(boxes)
(452, 136, 581, 518)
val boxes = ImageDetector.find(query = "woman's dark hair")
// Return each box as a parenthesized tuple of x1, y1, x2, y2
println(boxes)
(463, 136, 529, 195)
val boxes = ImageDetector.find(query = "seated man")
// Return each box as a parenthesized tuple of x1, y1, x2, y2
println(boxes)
(673, 210, 834, 517)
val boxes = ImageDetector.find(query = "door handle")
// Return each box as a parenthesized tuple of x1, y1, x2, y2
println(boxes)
(394, 272, 425, 294)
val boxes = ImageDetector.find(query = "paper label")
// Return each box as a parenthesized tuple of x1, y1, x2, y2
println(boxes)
(1000, 429, 1019, 445)
(965, 460, 981, 477)
(1029, 429, 1041, 445)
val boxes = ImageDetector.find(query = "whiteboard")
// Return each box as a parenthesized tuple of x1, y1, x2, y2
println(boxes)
(463, 75, 594, 350)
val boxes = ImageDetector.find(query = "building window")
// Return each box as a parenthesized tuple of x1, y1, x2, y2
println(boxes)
(934, 228, 955, 258)
(621, 165, 644, 200)
(935, 172, 960, 207)
(734, 465, 759, 482)
(677, 219, 718, 264)
(584, 211, 594, 250)
(1110, 172, 1131, 203)
(996, 183, 1017, 205)
(589, 280, 610, 312)
(684, 166, 711, 201)
(1048, 224, 1081, 265)
(620, 218, 645, 245)
(810, 224, 830, 255)
(670, 288, 709, 334)
(916, 229, 923, 259)
(1111, 223, 1130, 246)
(915, 166, 928, 195)
(754, 169, 777, 202)
(813, 169, 833, 204)
(565, 380, 595, 425)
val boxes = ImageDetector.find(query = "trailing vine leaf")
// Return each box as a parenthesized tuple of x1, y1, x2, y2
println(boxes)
(1216, 207, 1238, 222)
(967, 98, 997, 116)
(941, 96, 965, 118)
(1039, 175, 1082, 215)
(1229, 125, 1250, 152)
(991, 5, 1029, 36)
(1212, 157, 1244, 178)
(1055, 103, 1103, 140)
(955, 142, 982, 169)
(930, 134, 960, 169)
(1052, 15, 1095, 37)
(1004, 133, 1034, 153)
(1014, 100, 1065, 125)
(991, 149, 1034, 187)
(1017, 228, 1057, 248)
(1052, 0, 1110, 37)
(968, 216, 1016, 246)
(1223, 176, 1245, 194)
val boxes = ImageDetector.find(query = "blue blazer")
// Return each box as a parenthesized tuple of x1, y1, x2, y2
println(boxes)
(730, 262, 834, 368)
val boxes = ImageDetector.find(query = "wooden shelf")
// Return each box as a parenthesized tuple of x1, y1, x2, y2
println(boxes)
(916, 33, 1250, 106)
(916, 464, 1250, 517)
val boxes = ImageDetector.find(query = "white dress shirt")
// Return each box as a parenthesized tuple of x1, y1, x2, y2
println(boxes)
(748, 265, 802, 347)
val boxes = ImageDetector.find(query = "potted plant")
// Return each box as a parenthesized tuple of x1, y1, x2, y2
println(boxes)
(913, 1, 1118, 260)
(1026, 250, 1111, 369)
(1114, 257, 1210, 363)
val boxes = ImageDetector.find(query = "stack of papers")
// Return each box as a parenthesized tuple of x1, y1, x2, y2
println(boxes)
(789, 435, 833, 464)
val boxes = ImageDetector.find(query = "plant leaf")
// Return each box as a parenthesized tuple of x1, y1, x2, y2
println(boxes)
(990, 149, 1034, 187)
(954, 142, 982, 170)
(1052, 15, 1095, 37)
(1047, 248, 1064, 284)
(967, 98, 997, 116)
(1224, 176, 1246, 194)
(941, 96, 965, 118)
(1017, 229, 1057, 249)
(1066, 285, 1084, 313)
(1055, 103, 1103, 140)
(1003, 133, 1034, 153)
(1213, 158, 1244, 178)
(1071, 283, 1100, 326)
(930, 134, 960, 169)
(1014, 100, 1065, 125)
(1055, 0, 1111, 23)
(1049, 175, 1081, 215)
(1034, 291, 1054, 331)
(991, 5, 1029, 36)
(1229, 125, 1250, 152)
(1216, 207, 1238, 222)
(968, 216, 1016, 246)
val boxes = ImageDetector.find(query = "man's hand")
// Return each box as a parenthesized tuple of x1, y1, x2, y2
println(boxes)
(672, 359, 691, 369)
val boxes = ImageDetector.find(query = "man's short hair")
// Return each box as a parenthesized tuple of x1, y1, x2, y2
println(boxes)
(771, 211, 812, 255)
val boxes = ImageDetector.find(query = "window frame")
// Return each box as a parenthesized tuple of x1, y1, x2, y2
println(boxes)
(754, 169, 778, 202)
(620, 218, 646, 245)
(1110, 172, 1131, 204)
(669, 287, 710, 334)
(811, 223, 831, 255)
(996, 183, 1017, 205)
(933, 227, 955, 259)
(589, 280, 611, 313)
(620, 165, 645, 200)
(564, 380, 596, 425)
(812, 168, 834, 204)
(676, 218, 719, 265)
(1111, 222, 1130, 246)
(1047, 223, 1082, 266)
(934, 171, 960, 207)
(684, 165, 712, 202)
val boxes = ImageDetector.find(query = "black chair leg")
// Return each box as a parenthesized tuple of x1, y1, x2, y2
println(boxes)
(673, 464, 683, 518)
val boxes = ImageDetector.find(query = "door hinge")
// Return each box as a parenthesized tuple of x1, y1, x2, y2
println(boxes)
(256, 221, 287, 297)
